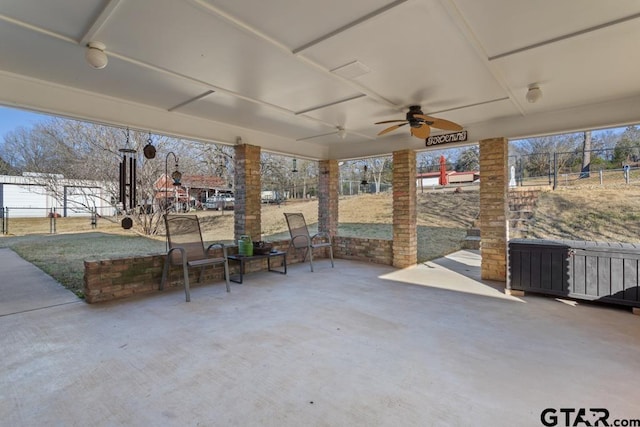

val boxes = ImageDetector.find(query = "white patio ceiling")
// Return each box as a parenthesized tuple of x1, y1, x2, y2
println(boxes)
(0, 0, 639, 160)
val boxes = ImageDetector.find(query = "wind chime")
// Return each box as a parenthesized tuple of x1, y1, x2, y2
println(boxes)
(118, 129, 137, 229)
(360, 164, 369, 193)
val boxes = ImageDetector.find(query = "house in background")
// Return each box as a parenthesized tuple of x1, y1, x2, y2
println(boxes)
(416, 171, 479, 189)
(448, 171, 480, 185)
(154, 174, 230, 212)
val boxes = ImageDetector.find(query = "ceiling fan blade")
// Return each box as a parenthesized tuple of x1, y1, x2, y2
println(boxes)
(374, 119, 408, 124)
(377, 122, 408, 136)
(414, 114, 463, 131)
(430, 118, 463, 131)
(410, 124, 431, 139)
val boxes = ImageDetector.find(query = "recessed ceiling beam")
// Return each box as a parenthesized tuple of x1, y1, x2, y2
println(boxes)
(439, 0, 524, 115)
(168, 90, 215, 112)
(0, 13, 77, 44)
(296, 131, 340, 141)
(489, 12, 640, 61)
(188, 0, 400, 110)
(79, 0, 123, 45)
(295, 94, 366, 115)
(291, 0, 409, 54)
(427, 97, 510, 115)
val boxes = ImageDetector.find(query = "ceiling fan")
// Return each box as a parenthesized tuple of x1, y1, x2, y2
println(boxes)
(375, 105, 463, 139)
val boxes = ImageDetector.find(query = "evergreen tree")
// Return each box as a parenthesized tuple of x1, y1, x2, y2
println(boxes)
(613, 125, 640, 165)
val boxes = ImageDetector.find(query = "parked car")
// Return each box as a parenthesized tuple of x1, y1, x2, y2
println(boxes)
(204, 194, 234, 210)
(261, 190, 284, 204)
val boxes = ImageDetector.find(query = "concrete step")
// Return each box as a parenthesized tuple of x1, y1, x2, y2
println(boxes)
(463, 235, 481, 250)
(466, 228, 480, 237)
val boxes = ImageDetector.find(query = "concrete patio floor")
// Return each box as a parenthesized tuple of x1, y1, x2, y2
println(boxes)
(1, 248, 639, 426)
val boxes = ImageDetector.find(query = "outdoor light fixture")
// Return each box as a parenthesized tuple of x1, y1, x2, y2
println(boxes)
(143, 132, 156, 159)
(526, 84, 543, 103)
(292, 158, 298, 173)
(164, 153, 181, 205)
(171, 167, 182, 185)
(85, 41, 108, 69)
(337, 126, 347, 139)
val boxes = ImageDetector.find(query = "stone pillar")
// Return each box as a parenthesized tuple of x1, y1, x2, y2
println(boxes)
(234, 143, 261, 241)
(318, 159, 339, 237)
(392, 149, 417, 268)
(479, 137, 508, 281)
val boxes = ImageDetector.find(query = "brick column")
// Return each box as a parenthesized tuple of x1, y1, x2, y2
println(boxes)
(392, 149, 417, 268)
(234, 144, 261, 241)
(318, 159, 339, 237)
(479, 137, 508, 281)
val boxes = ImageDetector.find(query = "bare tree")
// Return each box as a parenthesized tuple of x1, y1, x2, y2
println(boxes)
(261, 153, 290, 199)
(362, 157, 391, 193)
(511, 134, 581, 176)
(455, 146, 479, 171)
(194, 143, 235, 189)
(0, 118, 198, 234)
(580, 131, 592, 178)
(0, 155, 16, 175)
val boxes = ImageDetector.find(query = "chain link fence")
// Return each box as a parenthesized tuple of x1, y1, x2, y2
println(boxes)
(509, 146, 640, 188)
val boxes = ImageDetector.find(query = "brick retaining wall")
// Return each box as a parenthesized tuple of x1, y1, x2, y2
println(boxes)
(332, 236, 393, 265)
(83, 236, 394, 303)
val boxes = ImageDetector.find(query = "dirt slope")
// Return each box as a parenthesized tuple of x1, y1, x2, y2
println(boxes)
(527, 185, 640, 242)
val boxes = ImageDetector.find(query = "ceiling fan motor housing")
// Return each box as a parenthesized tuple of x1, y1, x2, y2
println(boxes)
(407, 105, 424, 128)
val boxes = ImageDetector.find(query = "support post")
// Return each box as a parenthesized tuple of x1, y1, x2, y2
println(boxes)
(234, 143, 261, 241)
(479, 137, 508, 281)
(318, 160, 339, 237)
(392, 149, 417, 268)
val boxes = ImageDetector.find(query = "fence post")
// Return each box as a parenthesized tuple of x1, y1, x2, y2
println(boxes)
(49, 207, 57, 234)
(5, 207, 8, 235)
(548, 152, 552, 186)
(553, 153, 558, 190)
(599, 169, 603, 185)
(1, 207, 4, 235)
(624, 165, 630, 184)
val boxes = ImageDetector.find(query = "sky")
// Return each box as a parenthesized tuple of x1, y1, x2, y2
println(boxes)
(0, 106, 51, 141)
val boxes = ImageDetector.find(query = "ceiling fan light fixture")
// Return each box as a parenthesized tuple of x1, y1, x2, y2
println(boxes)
(337, 127, 347, 139)
(85, 41, 108, 69)
(526, 85, 542, 103)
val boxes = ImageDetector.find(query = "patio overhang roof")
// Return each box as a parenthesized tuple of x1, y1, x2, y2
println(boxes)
(1, 1, 639, 160)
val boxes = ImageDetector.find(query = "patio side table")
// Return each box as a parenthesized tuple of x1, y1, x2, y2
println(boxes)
(227, 251, 287, 284)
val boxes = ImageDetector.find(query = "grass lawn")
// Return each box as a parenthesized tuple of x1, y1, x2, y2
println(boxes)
(1, 233, 166, 298)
